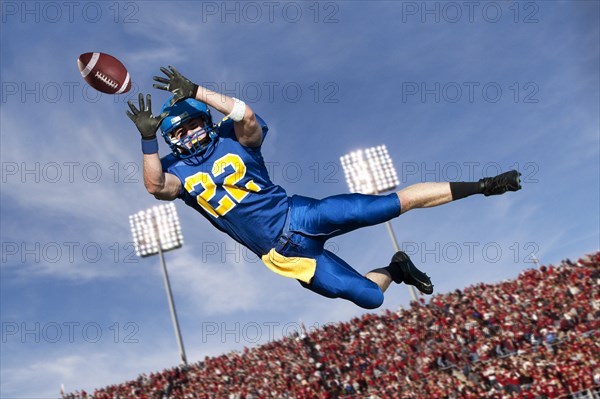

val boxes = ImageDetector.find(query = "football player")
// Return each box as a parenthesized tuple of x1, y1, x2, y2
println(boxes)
(126, 66, 522, 309)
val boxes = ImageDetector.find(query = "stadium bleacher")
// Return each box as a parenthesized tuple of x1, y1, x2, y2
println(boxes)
(63, 252, 600, 399)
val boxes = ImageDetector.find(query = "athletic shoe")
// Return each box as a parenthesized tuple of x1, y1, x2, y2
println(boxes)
(480, 170, 522, 197)
(390, 251, 433, 295)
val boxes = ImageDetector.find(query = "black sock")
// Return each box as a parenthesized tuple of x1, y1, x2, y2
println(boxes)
(450, 182, 483, 200)
(385, 264, 404, 284)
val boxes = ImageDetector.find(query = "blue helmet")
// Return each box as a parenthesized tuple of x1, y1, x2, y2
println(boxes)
(159, 96, 218, 160)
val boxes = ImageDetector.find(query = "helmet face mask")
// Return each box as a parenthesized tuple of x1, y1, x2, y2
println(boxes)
(168, 116, 211, 155)
(160, 97, 218, 160)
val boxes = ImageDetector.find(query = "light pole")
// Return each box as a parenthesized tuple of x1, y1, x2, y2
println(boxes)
(340, 145, 418, 302)
(129, 203, 188, 365)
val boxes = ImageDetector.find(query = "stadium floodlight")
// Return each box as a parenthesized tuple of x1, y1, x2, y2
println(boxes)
(129, 203, 188, 365)
(340, 145, 418, 302)
(340, 145, 400, 195)
(130, 203, 184, 257)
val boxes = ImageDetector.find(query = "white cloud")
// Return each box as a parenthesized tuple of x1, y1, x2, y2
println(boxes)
(1, 345, 194, 398)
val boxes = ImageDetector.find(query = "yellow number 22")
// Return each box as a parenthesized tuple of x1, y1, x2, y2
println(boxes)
(183, 154, 261, 217)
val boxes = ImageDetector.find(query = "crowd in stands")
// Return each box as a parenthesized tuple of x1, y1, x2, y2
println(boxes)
(64, 252, 600, 399)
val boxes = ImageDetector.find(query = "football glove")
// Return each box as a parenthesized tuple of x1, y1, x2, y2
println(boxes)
(126, 93, 168, 140)
(153, 66, 199, 107)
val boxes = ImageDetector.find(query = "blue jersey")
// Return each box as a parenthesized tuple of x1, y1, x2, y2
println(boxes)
(161, 115, 289, 256)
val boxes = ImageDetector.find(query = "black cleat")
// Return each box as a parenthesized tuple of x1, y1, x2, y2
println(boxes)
(389, 251, 434, 295)
(479, 170, 522, 197)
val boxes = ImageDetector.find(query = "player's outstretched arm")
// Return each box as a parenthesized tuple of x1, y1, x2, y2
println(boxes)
(197, 84, 263, 148)
(142, 154, 181, 200)
(153, 66, 263, 148)
(126, 93, 181, 200)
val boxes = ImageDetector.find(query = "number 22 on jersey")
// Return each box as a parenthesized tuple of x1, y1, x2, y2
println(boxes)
(183, 153, 261, 217)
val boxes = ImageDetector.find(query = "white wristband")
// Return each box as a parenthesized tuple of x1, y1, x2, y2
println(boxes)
(227, 98, 246, 122)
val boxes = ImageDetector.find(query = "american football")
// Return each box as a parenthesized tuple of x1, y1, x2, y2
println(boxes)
(77, 52, 131, 94)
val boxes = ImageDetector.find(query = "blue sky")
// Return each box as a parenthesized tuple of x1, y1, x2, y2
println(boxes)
(1, 1, 598, 397)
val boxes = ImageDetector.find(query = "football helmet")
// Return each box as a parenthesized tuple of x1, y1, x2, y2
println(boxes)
(159, 96, 218, 160)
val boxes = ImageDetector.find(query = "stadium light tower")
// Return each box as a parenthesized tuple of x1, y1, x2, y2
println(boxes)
(129, 203, 188, 365)
(340, 145, 418, 302)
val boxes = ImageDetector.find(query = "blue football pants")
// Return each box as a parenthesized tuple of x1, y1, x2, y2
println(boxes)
(274, 193, 401, 309)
